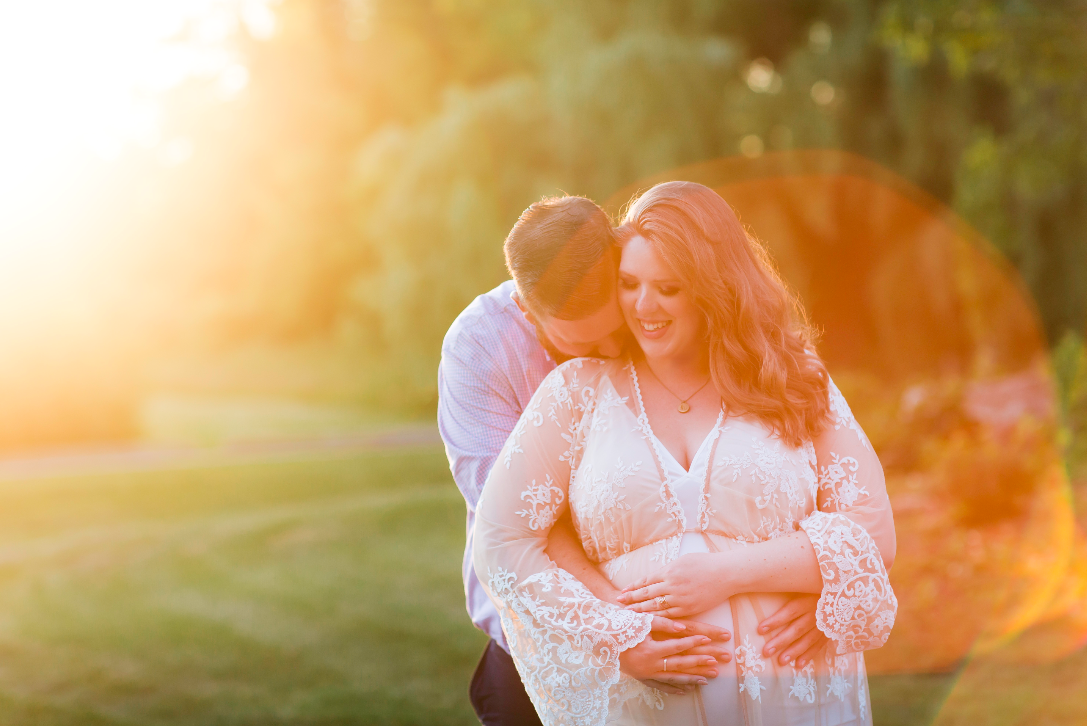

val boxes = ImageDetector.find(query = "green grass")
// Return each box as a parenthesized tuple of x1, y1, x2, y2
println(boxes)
(0, 448, 485, 725)
(0, 446, 1083, 725)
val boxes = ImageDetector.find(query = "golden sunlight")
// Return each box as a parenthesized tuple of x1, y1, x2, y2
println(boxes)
(0, 0, 276, 235)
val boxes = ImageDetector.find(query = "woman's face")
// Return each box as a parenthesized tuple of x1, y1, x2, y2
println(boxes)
(618, 234, 706, 364)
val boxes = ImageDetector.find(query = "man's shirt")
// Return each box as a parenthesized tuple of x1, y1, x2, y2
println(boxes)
(437, 280, 556, 651)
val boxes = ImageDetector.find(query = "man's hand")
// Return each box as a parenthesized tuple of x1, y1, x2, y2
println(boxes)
(757, 594, 828, 668)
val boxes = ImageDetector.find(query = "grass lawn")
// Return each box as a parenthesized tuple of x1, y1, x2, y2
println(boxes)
(0, 445, 1080, 725)
(0, 448, 484, 725)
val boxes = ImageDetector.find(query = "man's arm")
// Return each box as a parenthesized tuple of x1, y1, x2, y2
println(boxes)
(545, 512, 621, 603)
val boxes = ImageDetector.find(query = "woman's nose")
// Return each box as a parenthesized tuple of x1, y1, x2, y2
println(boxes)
(634, 287, 655, 314)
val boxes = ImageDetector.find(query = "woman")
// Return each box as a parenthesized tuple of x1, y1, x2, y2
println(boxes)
(473, 181, 896, 725)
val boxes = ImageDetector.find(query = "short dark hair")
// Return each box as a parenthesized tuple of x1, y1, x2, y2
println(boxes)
(504, 196, 616, 320)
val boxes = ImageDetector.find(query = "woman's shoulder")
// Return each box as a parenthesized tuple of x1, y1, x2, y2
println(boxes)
(819, 374, 874, 451)
(550, 356, 624, 380)
(537, 357, 623, 403)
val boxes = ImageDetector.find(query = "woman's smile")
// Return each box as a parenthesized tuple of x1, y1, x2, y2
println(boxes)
(619, 234, 705, 361)
(638, 319, 672, 337)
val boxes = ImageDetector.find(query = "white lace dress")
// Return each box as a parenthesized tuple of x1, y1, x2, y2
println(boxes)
(474, 357, 897, 726)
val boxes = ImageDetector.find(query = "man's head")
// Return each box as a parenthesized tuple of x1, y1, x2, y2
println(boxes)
(504, 196, 628, 360)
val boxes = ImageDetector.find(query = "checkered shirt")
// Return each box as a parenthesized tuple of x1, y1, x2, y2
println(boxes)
(437, 280, 556, 652)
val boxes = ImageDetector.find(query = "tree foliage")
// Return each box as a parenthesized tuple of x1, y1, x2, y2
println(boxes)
(297, 0, 1083, 406)
(5, 0, 1086, 449)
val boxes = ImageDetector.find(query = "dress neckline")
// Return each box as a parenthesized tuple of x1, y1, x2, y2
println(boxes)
(626, 359, 724, 476)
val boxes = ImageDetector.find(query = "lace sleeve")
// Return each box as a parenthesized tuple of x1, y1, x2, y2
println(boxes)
(811, 377, 897, 568)
(798, 377, 898, 654)
(473, 360, 653, 726)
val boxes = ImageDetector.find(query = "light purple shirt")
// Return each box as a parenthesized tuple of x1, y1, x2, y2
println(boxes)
(437, 280, 556, 651)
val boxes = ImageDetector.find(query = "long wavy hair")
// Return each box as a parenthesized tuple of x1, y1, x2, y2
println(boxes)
(618, 181, 830, 447)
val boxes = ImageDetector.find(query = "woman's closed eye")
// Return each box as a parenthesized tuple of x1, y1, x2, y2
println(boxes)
(618, 277, 680, 296)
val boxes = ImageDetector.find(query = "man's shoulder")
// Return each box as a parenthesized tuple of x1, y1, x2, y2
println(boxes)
(442, 280, 533, 355)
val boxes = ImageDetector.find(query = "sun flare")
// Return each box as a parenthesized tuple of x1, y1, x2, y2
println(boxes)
(0, 0, 276, 233)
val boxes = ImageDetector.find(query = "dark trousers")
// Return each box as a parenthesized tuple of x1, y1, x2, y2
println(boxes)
(469, 639, 544, 726)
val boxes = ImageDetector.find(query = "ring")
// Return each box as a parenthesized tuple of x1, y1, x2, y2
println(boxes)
(664, 657, 668, 672)
(656, 595, 668, 610)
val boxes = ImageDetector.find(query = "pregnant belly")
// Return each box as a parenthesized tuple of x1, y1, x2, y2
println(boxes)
(602, 533, 793, 725)
(602, 533, 744, 723)
(601, 535, 865, 725)
(675, 532, 740, 720)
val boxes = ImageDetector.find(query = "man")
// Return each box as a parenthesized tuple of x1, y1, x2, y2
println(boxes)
(438, 196, 826, 726)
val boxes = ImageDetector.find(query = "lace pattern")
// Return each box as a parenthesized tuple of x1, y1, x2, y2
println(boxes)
(696, 412, 724, 530)
(858, 677, 868, 720)
(818, 452, 869, 511)
(719, 438, 816, 511)
(517, 475, 565, 531)
(826, 652, 853, 701)
(608, 675, 665, 716)
(488, 567, 653, 726)
(504, 404, 544, 469)
(800, 510, 897, 654)
(735, 635, 768, 701)
(571, 458, 642, 562)
(649, 533, 684, 566)
(788, 661, 817, 703)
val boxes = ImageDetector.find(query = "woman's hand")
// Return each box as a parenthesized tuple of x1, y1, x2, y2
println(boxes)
(634, 616, 732, 694)
(619, 631, 720, 689)
(617, 553, 733, 618)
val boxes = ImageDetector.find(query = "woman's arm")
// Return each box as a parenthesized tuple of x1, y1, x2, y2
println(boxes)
(798, 377, 898, 653)
(617, 531, 821, 616)
(619, 510, 894, 656)
(812, 377, 896, 569)
(621, 377, 897, 655)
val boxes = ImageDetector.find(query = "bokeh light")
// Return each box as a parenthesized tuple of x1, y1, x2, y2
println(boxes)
(609, 150, 1087, 722)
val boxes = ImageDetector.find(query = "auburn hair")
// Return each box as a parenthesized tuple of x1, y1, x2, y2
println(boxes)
(619, 181, 830, 446)
(504, 196, 617, 320)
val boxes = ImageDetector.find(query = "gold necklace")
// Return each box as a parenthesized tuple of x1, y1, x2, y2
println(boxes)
(641, 362, 712, 414)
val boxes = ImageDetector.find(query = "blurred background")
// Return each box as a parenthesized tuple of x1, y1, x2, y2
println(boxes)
(0, 0, 1085, 724)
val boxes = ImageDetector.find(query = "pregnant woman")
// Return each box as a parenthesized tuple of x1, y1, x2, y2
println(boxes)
(474, 181, 897, 725)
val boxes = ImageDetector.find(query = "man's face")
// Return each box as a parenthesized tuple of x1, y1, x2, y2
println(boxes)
(516, 295, 628, 362)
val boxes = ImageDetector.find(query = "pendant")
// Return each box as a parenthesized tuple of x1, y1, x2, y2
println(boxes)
(677, 401, 690, 413)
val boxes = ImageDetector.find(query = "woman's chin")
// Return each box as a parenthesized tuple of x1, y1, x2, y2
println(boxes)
(636, 338, 672, 359)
